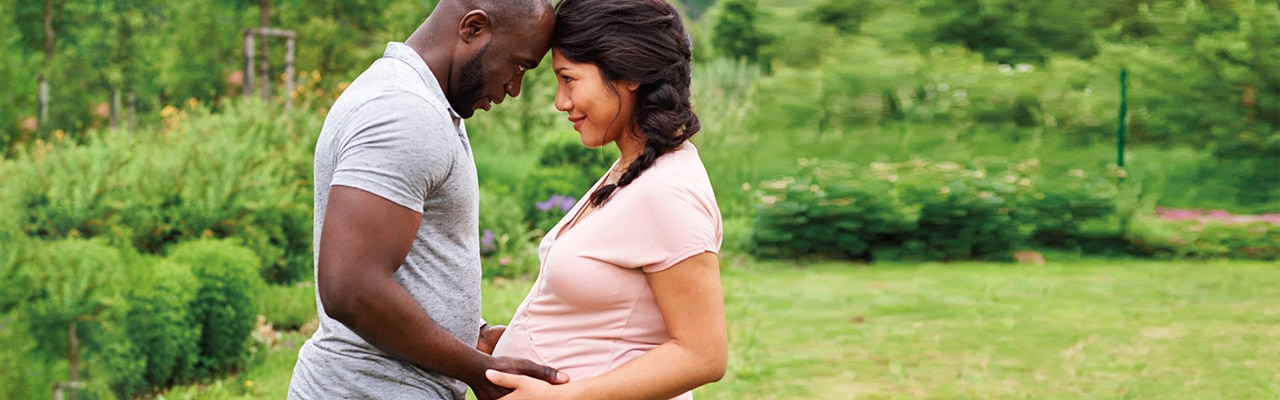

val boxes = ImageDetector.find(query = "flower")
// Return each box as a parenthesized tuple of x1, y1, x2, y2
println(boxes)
(499, 257, 511, 266)
(559, 195, 576, 213)
(480, 229, 496, 254)
(536, 194, 577, 214)
(536, 194, 564, 212)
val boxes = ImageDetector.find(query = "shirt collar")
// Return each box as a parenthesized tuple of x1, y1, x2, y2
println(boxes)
(382, 42, 462, 121)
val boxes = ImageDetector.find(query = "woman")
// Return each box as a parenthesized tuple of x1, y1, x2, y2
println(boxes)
(485, 0, 727, 398)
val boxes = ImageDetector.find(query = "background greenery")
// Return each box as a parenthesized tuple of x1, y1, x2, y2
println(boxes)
(0, 0, 1276, 398)
(150, 259, 1280, 399)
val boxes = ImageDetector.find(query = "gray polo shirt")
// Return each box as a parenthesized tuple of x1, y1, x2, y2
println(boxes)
(290, 42, 482, 400)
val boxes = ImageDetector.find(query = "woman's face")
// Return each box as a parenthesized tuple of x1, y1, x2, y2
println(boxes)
(551, 48, 638, 148)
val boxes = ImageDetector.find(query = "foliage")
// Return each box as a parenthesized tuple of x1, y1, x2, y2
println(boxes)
(118, 258, 203, 395)
(254, 282, 317, 331)
(710, 0, 773, 65)
(805, 0, 883, 35)
(751, 157, 1128, 261)
(19, 239, 127, 362)
(522, 136, 615, 233)
(157, 260, 1280, 399)
(1128, 215, 1280, 260)
(916, 0, 1100, 64)
(14, 238, 143, 400)
(167, 238, 265, 377)
(3, 99, 318, 284)
(479, 186, 541, 280)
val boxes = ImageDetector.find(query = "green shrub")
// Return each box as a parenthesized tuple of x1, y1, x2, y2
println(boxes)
(19, 239, 141, 399)
(521, 137, 614, 235)
(752, 158, 1127, 262)
(0, 310, 58, 400)
(1128, 217, 1280, 260)
(255, 282, 317, 331)
(21, 239, 128, 361)
(167, 238, 264, 376)
(479, 186, 540, 279)
(120, 258, 202, 394)
(1, 101, 317, 285)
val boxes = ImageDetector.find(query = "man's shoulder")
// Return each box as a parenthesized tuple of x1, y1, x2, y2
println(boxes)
(341, 57, 445, 110)
(325, 71, 449, 135)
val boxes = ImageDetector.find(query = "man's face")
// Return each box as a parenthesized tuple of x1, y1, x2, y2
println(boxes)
(448, 17, 554, 119)
(449, 42, 492, 119)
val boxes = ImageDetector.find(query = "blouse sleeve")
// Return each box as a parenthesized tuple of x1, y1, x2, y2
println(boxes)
(619, 179, 722, 274)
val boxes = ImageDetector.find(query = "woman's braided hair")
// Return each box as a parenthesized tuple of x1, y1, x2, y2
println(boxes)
(553, 0, 701, 207)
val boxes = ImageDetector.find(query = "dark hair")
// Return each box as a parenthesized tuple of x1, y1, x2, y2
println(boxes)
(553, 0, 701, 207)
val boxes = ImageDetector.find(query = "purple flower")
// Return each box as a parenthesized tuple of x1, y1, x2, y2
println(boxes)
(481, 229, 496, 254)
(537, 194, 576, 213)
(536, 194, 565, 212)
(559, 195, 576, 213)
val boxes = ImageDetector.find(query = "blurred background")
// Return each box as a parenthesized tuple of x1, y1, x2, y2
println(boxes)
(0, 0, 1277, 398)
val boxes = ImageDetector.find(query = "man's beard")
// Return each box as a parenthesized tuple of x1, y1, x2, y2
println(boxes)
(449, 41, 491, 119)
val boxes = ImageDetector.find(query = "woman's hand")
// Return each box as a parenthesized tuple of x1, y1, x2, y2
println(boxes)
(486, 369, 577, 399)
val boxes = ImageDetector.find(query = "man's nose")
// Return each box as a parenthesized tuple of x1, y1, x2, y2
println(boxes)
(505, 78, 524, 99)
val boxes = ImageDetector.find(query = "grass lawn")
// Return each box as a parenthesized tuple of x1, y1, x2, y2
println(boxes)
(161, 258, 1280, 399)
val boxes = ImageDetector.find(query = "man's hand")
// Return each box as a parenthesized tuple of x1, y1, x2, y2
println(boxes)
(467, 356, 569, 400)
(477, 323, 505, 355)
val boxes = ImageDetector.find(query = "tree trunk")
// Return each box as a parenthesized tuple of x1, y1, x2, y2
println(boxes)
(110, 89, 121, 129)
(128, 90, 137, 134)
(258, 0, 271, 101)
(39, 0, 56, 126)
(68, 321, 80, 400)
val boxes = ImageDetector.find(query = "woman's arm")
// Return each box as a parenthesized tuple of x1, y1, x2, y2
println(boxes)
(487, 251, 727, 400)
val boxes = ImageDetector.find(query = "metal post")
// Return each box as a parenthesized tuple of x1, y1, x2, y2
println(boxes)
(1117, 68, 1128, 170)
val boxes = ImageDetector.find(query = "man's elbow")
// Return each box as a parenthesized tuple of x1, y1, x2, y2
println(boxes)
(318, 279, 362, 325)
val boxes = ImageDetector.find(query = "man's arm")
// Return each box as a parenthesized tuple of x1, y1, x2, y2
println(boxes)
(317, 185, 566, 399)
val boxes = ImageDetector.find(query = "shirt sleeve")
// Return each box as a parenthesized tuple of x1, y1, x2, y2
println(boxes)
(330, 96, 455, 212)
(621, 179, 723, 274)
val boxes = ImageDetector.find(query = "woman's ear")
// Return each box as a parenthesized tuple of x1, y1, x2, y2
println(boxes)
(623, 81, 640, 92)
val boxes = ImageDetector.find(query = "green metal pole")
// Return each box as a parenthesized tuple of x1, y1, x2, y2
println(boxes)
(1117, 68, 1128, 169)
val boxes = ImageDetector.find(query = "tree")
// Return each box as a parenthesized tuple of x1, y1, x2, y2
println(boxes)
(918, 0, 1099, 64)
(710, 0, 772, 65)
(14, 0, 71, 130)
(806, 0, 884, 35)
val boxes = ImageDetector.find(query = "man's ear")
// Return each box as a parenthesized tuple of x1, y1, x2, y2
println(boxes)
(458, 10, 491, 44)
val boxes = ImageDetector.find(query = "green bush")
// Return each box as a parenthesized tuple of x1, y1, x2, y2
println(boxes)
(479, 186, 540, 280)
(0, 310, 58, 400)
(2, 100, 318, 285)
(255, 282, 317, 331)
(1128, 217, 1280, 260)
(752, 158, 1127, 262)
(20, 239, 128, 362)
(119, 258, 202, 394)
(167, 238, 264, 377)
(19, 239, 142, 399)
(521, 137, 614, 235)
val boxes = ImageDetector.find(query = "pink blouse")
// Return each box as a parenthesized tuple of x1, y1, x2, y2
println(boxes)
(491, 142, 722, 399)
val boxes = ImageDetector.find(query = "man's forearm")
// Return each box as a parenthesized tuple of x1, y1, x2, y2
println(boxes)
(323, 273, 489, 385)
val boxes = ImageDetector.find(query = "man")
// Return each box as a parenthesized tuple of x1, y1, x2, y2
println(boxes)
(288, 1, 564, 399)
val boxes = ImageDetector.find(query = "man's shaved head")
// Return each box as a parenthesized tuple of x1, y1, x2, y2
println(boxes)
(446, 0, 553, 33)
(409, 0, 555, 118)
